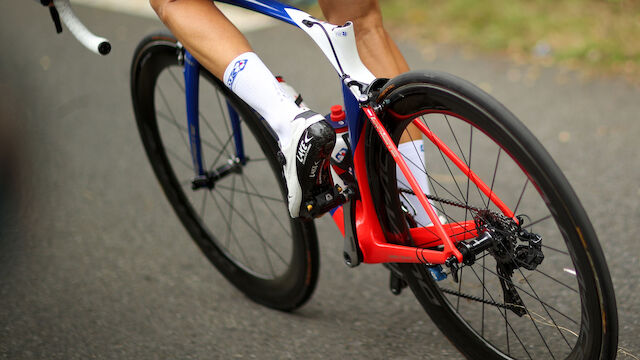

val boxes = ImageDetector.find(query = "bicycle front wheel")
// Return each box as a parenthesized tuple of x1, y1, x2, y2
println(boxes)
(130, 33, 319, 311)
(365, 71, 618, 359)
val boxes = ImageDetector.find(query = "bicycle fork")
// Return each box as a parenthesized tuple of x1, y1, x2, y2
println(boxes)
(183, 50, 246, 190)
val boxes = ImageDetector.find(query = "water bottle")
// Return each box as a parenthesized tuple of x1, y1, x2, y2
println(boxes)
(327, 105, 355, 190)
(275, 75, 307, 109)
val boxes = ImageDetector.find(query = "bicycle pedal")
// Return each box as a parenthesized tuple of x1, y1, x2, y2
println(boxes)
(389, 270, 408, 295)
(428, 265, 447, 282)
(300, 185, 348, 219)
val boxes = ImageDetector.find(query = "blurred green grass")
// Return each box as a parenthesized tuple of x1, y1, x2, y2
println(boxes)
(378, 0, 640, 81)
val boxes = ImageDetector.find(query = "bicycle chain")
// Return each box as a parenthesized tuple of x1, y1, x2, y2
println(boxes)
(399, 189, 482, 213)
(440, 287, 524, 313)
(399, 189, 516, 230)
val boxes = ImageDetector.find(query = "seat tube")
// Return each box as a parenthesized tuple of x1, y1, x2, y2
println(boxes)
(341, 82, 362, 152)
(184, 51, 206, 177)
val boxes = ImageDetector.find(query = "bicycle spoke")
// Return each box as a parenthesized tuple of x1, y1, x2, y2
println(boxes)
(207, 187, 244, 258)
(525, 214, 553, 228)
(397, 176, 448, 223)
(444, 114, 472, 167)
(200, 188, 208, 219)
(464, 124, 473, 225)
(157, 87, 191, 154)
(164, 146, 195, 172)
(208, 133, 235, 173)
(466, 266, 534, 359)
(157, 112, 224, 155)
(157, 111, 188, 132)
(158, 70, 229, 156)
(513, 178, 529, 215)
(484, 147, 502, 213)
(243, 175, 291, 238)
(540, 243, 570, 256)
(456, 265, 464, 311)
(167, 66, 185, 92)
(531, 267, 578, 293)
(399, 173, 465, 211)
(472, 263, 579, 326)
(215, 184, 283, 203)
(214, 89, 233, 140)
(482, 252, 486, 337)
(212, 185, 289, 266)
(422, 116, 467, 201)
(503, 308, 509, 356)
(441, 113, 478, 219)
(497, 241, 574, 350)
(199, 95, 235, 159)
(241, 174, 276, 277)
(225, 172, 237, 248)
(209, 188, 253, 268)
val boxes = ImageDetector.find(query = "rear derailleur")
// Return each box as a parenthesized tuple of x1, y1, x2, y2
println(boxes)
(443, 213, 544, 316)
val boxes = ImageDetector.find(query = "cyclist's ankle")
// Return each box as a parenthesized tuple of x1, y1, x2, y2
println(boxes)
(397, 139, 433, 226)
(222, 51, 305, 147)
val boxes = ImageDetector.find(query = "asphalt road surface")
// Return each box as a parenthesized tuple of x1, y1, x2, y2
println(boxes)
(1, 2, 639, 359)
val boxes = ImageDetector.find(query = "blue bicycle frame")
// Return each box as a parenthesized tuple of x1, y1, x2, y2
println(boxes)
(183, 0, 368, 181)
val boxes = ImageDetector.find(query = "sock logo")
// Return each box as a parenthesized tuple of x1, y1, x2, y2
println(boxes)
(226, 59, 248, 88)
(296, 132, 313, 164)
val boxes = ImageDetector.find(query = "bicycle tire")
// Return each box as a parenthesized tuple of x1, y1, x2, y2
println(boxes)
(365, 71, 618, 359)
(130, 33, 319, 311)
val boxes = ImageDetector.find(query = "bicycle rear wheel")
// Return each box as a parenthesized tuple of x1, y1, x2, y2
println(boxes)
(130, 33, 319, 311)
(365, 71, 618, 359)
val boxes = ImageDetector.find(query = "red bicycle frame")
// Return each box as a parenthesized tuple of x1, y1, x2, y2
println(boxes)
(330, 105, 516, 265)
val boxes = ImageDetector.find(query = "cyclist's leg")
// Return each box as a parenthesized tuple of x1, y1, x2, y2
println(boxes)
(318, 0, 409, 79)
(150, 0, 303, 143)
(150, 0, 336, 218)
(319, 0, 431, 225)
(150, 0, 250, 79)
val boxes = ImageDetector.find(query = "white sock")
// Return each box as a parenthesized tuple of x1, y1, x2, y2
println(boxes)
(223, 52, 304, 147)
(397, 140, 432, 226)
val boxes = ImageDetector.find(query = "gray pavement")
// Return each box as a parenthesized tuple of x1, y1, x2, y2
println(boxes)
(1, 2, 639, 359)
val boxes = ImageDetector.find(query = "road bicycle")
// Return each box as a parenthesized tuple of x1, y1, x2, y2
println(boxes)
(47, 0, 619, 358)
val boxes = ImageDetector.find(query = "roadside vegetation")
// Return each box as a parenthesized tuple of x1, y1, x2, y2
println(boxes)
(376, 0, 640, 82)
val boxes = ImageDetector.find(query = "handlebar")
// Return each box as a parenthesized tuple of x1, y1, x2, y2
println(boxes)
(44, 0, 111, 55)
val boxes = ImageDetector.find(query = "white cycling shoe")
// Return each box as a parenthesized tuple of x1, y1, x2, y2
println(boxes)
(281, 110, 336, 218)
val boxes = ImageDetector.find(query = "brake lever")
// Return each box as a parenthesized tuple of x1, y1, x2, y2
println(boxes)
(39, 0, 112, 55)
(49, 6, 63, 33)
(40, 0, 62, 34)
